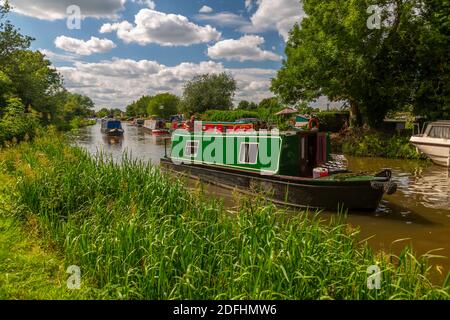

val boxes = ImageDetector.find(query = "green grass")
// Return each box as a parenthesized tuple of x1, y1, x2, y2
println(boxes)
(0, 131, 449, 299)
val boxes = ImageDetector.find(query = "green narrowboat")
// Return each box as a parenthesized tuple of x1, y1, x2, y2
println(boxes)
(160, 128, 397, 211)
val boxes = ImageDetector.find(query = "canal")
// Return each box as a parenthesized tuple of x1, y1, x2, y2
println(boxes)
(72, 122, 450, 276)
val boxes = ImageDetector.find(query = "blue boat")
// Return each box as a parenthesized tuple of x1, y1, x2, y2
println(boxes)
(101, 118, 124, 136)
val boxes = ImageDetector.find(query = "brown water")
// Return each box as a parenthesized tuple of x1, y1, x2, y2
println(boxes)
(72, 122, 450, 275)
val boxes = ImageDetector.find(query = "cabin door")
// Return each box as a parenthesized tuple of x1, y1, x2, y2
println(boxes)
(299, 133, 315, 177)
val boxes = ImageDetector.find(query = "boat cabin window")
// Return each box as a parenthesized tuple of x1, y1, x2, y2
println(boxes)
(185, 141, 199, 157)
(239, 143, 259, 164)
(428, 126, 450, 139)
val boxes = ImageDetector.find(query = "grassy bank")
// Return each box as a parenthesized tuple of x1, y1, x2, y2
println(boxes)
(333, 129, 426, 160)
(0, 132, 449, 299)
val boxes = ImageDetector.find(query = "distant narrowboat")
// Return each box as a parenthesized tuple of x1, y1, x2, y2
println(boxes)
(143, 118, 170, 136)
(133, 118, 145, 127)
(161, 126, 397, 211)
(101, 118, 124, 136)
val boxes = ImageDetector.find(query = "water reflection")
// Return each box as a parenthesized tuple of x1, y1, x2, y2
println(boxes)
(70, 122, 168, 164)
(347, 157, 450, 221)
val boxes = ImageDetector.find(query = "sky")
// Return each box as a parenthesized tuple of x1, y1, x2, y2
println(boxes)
(8, 0, 307, 110)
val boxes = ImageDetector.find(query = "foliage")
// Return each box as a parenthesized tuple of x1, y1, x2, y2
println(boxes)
(315, 111, 350, 132)
(126, 95, 152, 118)
(201, 109, 260, 122)
(181, 73, 237, 114)
(271, 0, 450, 126)
(1, 134, 448, 299)
(237, 100, 258, 110)
(0, 1, 33, 66)
(147, 93, 179, 118)
(0, 97, 39, 146)
(0, 2, 95, 142)
(340, 130, 426, 159)
(2, 50, 61, 120)
(258, 97, 281, 112)
(412, 0, 450, 120)
(96, 108, 123, 119)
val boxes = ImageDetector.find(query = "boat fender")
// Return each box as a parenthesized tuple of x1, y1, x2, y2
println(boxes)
(385, 181, 397, 195)
(308, 118, 320, 130)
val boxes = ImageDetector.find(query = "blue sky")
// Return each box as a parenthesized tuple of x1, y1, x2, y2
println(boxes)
(8, 0, 305, 109)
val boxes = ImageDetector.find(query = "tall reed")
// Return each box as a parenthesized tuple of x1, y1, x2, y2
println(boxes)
(2, 132, 449, 299)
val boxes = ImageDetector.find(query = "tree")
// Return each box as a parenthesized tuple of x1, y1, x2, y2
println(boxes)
(147, 93, 179, 118)
(60, 91, 95, 120)
(3, 50, 62, 120)
(96, 108, 110, 118)
(182, 73, 237, 113)
(0, 1, 33, 65)
(412, 0, 450, 120)
(271, 0, 447, 126)
(237, 100, 258, 110)
(258, 97, 281, 112)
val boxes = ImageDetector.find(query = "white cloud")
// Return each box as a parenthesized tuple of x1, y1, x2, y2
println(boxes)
(132, 0, 156, 9)
(57, 58, 275, 108)
(243, 0, 305, 41)
(195, 12, 250, 28)
(9, 0, 126, 20)
(54, 36, 116, 56)
(207, 35, 281, 62)
(245, 0, 254, 11)
(38, 48, 80, 63)
(99, 9, 221, 46)
(199, 5, 213, 13)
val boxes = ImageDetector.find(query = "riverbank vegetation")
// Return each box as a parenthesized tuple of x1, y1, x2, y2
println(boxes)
(0, 3, 95, 146)
(1, 133, 448, 299)
(333, 129, 426, 160)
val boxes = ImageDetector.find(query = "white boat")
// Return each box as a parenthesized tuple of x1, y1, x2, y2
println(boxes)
(410, 120, 450, 167)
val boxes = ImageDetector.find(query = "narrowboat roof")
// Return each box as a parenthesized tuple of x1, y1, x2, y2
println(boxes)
(430, 120, 450, 126)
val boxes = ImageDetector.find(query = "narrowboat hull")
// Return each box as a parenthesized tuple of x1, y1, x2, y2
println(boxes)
(101, 128, 124, 136)
(160, 158, 392, 211)
(152, 129, 170, 136)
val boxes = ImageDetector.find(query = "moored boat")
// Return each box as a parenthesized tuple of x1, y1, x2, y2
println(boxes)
(132, 118, 144, 127)
(143, 118, 170, 135)
(410, 120, 450, 167)
(161, 125, 397, 211)
(101, 118, 124, 136)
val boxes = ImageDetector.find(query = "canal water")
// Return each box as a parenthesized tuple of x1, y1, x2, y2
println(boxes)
(72, 123, 450, 276)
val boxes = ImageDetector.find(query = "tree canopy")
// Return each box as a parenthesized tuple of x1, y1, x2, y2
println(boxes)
(147, 93, 180, 118)
(181, 73, 237, 114)
(237, 100, 258, 110)
(0, 1, 96, 143)
(271, 0, 450, 126)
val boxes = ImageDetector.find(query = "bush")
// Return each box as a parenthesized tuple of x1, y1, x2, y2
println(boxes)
(0, 98, 39, 146)
(315, 111, 349, 132)
(340, 130, 425, 159)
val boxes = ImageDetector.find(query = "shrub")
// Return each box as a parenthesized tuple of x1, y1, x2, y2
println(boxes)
(315, 111, 350, 132)
(341, 130, 425, 159)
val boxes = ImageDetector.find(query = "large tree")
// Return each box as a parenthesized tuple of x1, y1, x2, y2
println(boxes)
(0, 1, 33, 65)
(271, 0, 449, 126)
(3, 50, 62, 119)
(147, 93, 179, 118)
(182, 73, 237, 114)
(412, 0, 450, 119)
